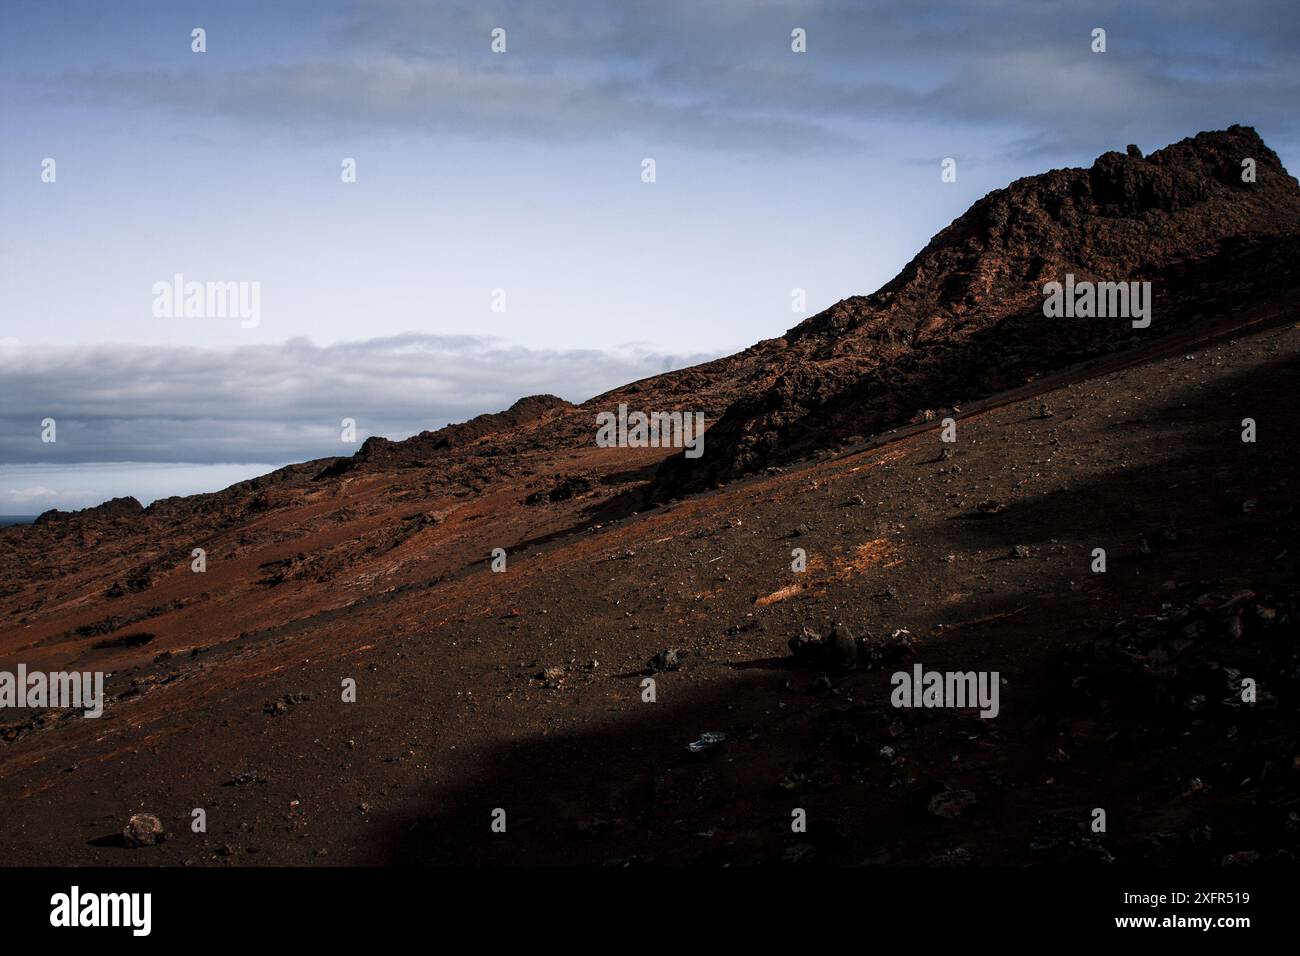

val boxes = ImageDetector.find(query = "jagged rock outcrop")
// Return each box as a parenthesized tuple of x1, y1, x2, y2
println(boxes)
(35, 496, 144, 525)
(315, 394, 573, 478)
(655, 125, 1300, 493)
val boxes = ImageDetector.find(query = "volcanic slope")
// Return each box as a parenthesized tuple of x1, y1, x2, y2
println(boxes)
(656, 124, 1300, 493)
(0, 126, 1297, 864)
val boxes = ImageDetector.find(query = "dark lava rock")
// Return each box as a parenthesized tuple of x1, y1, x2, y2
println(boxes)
(264, 693, 311, 715)
(652, 126, 1300, 497)
(91, 631, 154, 650)
(928, 789, 977, 819)
(825, 623, 859, 671)
(37, 496, 144, 525)
(788, 626, 823, 665)
(525, 473, 597, 506)
(122, 813, 165, 848)
(318, 395, 573, 479)
(648, 649, 683, 673)
(790, 623, 874, 672)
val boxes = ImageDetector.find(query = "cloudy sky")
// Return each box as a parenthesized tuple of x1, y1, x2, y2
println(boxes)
(2, 0, 1297, 511)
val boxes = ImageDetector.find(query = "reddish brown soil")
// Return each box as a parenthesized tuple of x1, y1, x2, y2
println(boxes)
(1, 127, 1297, 866)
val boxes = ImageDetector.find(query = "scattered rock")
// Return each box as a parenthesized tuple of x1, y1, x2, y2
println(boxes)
(524, 473, 596, 506)
(687, 731, 726, 753)
(927, 847, 973, 865)
(928, 789, 977, 819)
(122, 813, 165, 848)
(224, 771, 268, 787)
(91, 631, 155, 650)
(264, 693, 312, 716)
(648, 649, 683, 673)
(825, 623, 858, 671)
(788, 625, 823, 665)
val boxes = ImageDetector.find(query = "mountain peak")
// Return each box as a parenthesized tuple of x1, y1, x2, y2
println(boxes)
(659, 126, 1300, 492)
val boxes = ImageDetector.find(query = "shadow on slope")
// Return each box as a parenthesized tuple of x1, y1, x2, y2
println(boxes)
(377, 347, 1300, 866)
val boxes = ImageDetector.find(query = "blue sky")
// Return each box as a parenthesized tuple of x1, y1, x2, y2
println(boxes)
(2, 0, 1297, 510)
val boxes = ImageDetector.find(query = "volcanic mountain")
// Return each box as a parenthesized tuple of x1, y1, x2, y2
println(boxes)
(1, 126, 1298, 866)
(655, 124, 1300, 492)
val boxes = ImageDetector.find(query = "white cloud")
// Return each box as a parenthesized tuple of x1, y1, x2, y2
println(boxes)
(0, 464, 276, 513)
(0, 333, 717, 467)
